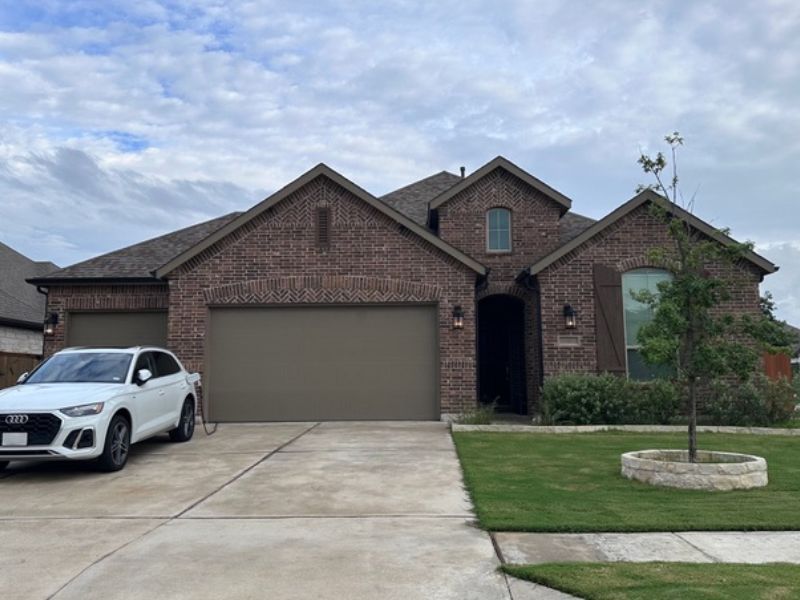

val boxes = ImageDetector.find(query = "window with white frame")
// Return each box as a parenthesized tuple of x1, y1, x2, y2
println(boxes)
(622, 268, 673, 380)
(486, 208, 511, 252)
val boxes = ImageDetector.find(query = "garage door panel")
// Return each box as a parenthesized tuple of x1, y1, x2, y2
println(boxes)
(67, 312, 168, 347)
(207, 306, 438, 421)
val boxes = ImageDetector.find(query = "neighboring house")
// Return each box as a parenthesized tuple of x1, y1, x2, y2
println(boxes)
(28, 158, 777, 421)
(1, 242, 57, 387)
(785, 323, 800, 370)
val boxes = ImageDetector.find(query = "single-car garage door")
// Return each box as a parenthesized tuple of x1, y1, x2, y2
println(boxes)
(67, 312, 168, 347)
(207, 305, 438, 421)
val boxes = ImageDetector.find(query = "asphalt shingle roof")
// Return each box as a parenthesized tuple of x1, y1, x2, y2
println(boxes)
(33, 173, 596, 283)
(380, 171, 462, 225)
(0, 243, 58, 325)
(558, 211, 596, 243)
(34, 212, 242, 281)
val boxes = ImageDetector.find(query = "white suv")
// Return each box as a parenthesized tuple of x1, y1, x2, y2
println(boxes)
(0, 347, 200, 472)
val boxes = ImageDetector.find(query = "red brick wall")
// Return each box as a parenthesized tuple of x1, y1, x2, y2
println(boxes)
(536, 204, 763, 386)
(167, 175, 478, 416)
(438, 167, 564, 412)
(43, 284, 169, 356)
(437, 168, 563, 281)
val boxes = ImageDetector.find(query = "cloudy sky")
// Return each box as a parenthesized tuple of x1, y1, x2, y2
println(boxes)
(1, 1, 798, 322)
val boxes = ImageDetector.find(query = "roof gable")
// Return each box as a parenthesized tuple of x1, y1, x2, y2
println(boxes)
(155, 164, 486, 278)
(428, 156, 572, 215)
(529, 189, 778, 275)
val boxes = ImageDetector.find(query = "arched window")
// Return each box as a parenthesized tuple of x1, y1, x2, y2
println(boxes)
(486, 208, 511, 252)
(622, 268, 672, 380)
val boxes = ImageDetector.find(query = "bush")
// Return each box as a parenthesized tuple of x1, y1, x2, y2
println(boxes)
(707, 375, 796, 427)
(541, 374, 680, 425)
(625, 379, 682, 425)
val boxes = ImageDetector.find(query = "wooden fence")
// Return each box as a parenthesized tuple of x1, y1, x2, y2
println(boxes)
(0, 353, 41, 389)
(764, 352, 792, 381)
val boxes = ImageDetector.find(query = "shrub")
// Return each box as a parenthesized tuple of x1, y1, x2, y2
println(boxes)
(625, 379, 682, 425)
(707, 375, 796, 427)
(541, 374, 680, 425)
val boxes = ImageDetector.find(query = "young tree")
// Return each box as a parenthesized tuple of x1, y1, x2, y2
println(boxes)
(635, 133, 791, 461)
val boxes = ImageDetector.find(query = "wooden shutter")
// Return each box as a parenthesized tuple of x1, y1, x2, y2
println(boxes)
(315, 206, 330, 249)
(593, 264, 626, 373)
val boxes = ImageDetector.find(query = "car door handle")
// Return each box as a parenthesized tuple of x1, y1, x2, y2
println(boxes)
(158, 390, 166, 396)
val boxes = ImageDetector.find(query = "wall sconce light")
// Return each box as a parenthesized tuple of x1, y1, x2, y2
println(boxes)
(563, 304, 577, 329)
(452, 305, 465, 329)
(44, 312, 59, 336)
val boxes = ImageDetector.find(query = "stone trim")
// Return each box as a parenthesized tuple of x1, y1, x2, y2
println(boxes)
(621, 449, 768, 491)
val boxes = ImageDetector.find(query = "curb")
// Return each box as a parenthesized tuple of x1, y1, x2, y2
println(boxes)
(451, 424, 800, 436)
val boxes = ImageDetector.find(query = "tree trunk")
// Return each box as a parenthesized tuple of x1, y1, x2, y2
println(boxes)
(687, 376, 697, 463)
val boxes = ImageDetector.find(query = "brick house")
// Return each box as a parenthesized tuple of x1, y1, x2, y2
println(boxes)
(28, 157, 777, 420)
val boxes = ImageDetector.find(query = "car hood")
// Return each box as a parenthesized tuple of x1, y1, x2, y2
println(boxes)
(0, 383, 127, 411)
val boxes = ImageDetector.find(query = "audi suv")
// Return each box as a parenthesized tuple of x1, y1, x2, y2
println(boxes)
(0, 347, 199, 472)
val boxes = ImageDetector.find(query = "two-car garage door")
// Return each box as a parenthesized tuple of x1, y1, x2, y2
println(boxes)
(206, 305, 438, 422)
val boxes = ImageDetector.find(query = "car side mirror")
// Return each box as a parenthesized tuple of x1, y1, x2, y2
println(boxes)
(136, 368, 153, 386)
(17, 372, 28, 384)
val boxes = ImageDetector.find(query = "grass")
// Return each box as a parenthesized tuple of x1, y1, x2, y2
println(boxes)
(503, 563, 800, 600)
(453, 431, 800, 532)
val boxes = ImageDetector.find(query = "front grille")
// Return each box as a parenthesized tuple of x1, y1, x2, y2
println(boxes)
(0, 413, 62, 445)
(0, 450, 54, 456)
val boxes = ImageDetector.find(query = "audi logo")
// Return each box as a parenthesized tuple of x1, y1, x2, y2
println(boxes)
(5, 415, 28, 425)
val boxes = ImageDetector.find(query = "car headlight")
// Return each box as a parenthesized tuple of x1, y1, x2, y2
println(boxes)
(60, 402, 105, 417)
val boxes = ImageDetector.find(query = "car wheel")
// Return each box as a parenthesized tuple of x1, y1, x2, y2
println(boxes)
(98, 414, 131, 472)
(169, 398, 195, 443)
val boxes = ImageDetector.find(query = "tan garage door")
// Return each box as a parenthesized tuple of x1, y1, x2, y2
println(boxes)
(207, 305, 438, 421)
(67, 312, 168, 347)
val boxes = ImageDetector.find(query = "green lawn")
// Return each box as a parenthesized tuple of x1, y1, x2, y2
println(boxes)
(503, 563, 800, 600)
(453, 431, 800, 532)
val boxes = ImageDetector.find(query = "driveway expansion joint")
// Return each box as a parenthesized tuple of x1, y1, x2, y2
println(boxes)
(46, 422, 322, 599)
(173, 421, 321, 518)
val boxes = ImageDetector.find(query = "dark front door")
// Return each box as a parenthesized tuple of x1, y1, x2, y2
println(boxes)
(478, 295, 526, 414)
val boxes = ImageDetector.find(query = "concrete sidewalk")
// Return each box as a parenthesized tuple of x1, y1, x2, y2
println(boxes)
(496, 531, 800, 565)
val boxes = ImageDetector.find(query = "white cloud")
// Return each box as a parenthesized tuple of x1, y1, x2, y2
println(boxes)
(0, 0, 796, 317)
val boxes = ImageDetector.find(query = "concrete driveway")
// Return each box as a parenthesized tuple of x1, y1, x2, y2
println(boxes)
(0, 422, 516, 599)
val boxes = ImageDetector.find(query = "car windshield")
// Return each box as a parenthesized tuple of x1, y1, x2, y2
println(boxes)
(25, 353, 133, 384)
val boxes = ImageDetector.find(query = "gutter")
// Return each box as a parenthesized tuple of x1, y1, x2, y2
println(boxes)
(0, 316, 44, 332)
(26, 277, 165, 286)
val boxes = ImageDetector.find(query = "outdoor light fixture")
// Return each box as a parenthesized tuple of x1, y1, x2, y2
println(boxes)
(563, 304, 577, 329)
(452, 305, 465, 329)
(44, 312, 59, 336)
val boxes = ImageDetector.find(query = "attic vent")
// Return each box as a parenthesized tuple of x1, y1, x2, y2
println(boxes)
(315, 206, 331, 249)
